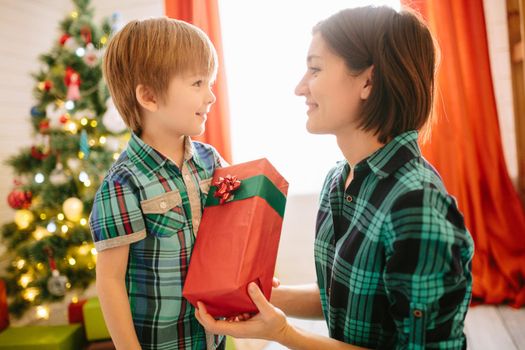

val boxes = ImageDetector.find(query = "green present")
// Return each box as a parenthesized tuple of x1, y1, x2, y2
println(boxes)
(83, 297, 110, 341)
(0, 324, 84, 350)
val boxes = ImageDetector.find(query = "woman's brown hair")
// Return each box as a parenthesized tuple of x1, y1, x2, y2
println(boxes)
(314, 6, 438, 143)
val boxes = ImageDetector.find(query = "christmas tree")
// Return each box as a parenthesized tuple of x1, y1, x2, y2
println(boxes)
(1, 0, 127, 318)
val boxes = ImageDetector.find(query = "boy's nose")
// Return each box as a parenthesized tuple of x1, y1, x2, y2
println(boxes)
(208, 89, 216, 105)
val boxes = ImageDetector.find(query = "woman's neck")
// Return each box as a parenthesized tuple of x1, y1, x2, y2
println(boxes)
(336, 128, 384, 169)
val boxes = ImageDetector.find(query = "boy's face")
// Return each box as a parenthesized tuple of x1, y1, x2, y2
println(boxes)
(147, 73, 216, 137)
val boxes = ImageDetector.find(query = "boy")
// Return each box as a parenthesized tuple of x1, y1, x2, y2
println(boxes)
(89, 18, 225, 350)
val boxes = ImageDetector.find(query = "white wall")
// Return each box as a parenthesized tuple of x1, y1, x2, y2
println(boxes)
(483, 0, 518, 183)
(0, 0, 71, 224)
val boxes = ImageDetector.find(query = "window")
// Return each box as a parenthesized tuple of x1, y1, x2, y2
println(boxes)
(219, 0, 401, 194)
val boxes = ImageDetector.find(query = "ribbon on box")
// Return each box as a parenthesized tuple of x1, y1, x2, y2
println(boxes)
(207, 175, 286, 218)
(213, 175, 241, 204)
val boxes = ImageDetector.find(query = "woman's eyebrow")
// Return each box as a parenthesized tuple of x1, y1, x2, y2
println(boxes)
(307, 55, 322, 63)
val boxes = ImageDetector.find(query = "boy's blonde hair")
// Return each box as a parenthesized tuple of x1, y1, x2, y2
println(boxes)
(103, 17, 218, 134)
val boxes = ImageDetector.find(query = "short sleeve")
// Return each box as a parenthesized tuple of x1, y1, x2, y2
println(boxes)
(383, 189, 473, 349)
(89, 178, 146, 252)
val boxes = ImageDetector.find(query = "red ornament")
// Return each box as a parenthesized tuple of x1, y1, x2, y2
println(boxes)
(44, 80, 53, 91)
(59, 114, 69, 124)
(39, 119, 50, 133)
(31, 145, 49, 160)
(64, 67, 81, 86)
(7, 188, 32, 209)
(80, 26, 92, 44)
(214, 175, 241, 204)
(64, 67, 81, 101)
(59, 33, 71, 46)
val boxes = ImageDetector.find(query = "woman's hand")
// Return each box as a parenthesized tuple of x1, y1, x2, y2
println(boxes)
(224, 277, 280, 322)
(195, 282, 290, 342)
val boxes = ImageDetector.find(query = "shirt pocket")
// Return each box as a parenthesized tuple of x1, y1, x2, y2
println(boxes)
(199, 178, 213, 206)
(140, 190, 186, 238)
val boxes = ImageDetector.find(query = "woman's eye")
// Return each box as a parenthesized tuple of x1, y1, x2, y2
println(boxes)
(308, 67, 321, 74)
(193, 80, 202, 87)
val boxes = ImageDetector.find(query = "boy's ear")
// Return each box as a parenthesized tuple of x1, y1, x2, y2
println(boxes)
(136, 84, 159, 112)
(360, 65, 374, 100)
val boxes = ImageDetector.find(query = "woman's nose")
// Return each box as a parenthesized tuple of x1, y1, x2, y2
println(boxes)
(294, 75, 308, 96)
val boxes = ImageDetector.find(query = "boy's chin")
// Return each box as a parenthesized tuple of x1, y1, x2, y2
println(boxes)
(187, 127, 206, 138)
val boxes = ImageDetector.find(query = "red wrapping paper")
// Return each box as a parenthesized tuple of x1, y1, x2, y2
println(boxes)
(183, 158, 288, 317)
(0, 280, 8, 332)
(68, 299, 87, 324)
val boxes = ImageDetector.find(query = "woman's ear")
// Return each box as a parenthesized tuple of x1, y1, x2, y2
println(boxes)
(136, 84, 159, 112)
(360, 65, 374, 100)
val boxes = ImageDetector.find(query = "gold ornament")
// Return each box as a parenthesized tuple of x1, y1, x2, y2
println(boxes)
(15, 209, 34, 229)
(63, 197, 83, 221)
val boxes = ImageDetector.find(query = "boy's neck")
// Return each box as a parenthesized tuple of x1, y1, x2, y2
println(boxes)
(140, 128, 186, 169)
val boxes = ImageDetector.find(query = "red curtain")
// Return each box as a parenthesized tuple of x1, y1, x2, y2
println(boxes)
(165, 0, 232, 163)
(402, 0, 525, 306)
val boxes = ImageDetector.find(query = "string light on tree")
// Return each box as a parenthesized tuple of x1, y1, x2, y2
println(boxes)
(15, 259, 26, 270)
(19, 274, 33, 288)
(46, 221, 57, 233)
(36, 306, 50, 320)
(34, 173, 45, 184)
(33, 226, 51, 241)
(23, 288, 40, 302)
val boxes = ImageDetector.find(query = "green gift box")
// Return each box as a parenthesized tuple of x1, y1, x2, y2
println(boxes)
(0, 324, 84, 350)
(83, 297, 110, 341)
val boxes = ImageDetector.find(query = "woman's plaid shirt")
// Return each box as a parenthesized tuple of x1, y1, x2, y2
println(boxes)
(314, 131, 474, 349)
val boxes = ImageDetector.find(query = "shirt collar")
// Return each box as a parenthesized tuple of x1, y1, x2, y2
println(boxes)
(353, 130, 421, 179)
(126, 132, 203, 176)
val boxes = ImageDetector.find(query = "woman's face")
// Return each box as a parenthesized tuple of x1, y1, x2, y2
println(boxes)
(295, 33, 372, 136)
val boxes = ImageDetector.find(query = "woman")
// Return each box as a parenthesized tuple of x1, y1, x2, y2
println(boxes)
(196, 6, 474, 349)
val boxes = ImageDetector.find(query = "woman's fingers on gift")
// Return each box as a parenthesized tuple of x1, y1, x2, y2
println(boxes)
(195, 301, 222, 332)
(247, 282, 274, 314)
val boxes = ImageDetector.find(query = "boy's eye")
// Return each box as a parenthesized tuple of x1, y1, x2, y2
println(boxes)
(193, 80, 203, 87)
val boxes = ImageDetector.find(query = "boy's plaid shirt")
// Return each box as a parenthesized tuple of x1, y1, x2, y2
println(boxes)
(314, 131, 474, 349)
(89, 133, 223, 350)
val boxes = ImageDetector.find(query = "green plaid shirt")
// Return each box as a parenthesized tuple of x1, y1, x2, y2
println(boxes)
(314, 131, 474, 349)
(89, 133, 224, 350)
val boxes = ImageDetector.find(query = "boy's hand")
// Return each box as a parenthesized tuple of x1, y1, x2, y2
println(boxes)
(195, 282, 290, 343)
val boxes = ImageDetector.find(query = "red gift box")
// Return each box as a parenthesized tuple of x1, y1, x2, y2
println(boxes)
(68, 299, 87, 324)
(183, 158, 288, 317)
(0, 279, 8, 332)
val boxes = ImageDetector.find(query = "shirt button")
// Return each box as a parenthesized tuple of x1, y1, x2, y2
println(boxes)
(346, 195, 353, 202)
(159, 201, 167, 209)
(413, 309, 423, 318)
